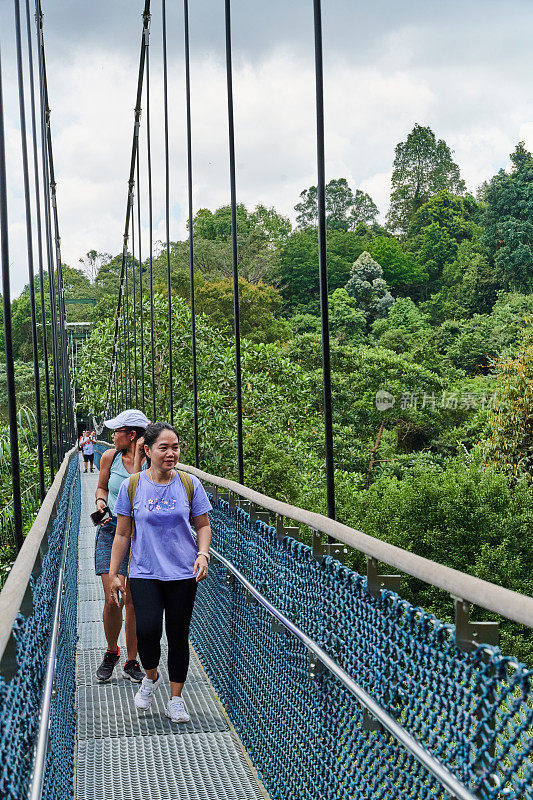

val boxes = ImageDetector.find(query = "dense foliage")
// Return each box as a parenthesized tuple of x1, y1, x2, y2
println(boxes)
(9, 125, 533, 663)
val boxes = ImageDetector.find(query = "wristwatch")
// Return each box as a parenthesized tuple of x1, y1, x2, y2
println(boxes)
(197, 551, 210, 562)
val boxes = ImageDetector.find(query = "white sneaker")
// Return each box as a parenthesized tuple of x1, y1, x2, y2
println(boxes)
(165, 695, 190, 723)
(134, 674, 161, 712)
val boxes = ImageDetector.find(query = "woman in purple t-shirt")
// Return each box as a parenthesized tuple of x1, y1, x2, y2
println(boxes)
(109, 422, 212, 724)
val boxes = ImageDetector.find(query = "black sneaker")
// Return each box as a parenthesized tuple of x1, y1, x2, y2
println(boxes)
(122, 659, 145, 683)
(96, 647, 121, 681)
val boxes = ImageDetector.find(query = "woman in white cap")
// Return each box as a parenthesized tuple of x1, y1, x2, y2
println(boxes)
(94, 409, 150, 682)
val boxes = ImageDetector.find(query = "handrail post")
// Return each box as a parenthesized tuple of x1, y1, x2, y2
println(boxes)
(453, 598, 499, 652)
(366, 557, 401, 600)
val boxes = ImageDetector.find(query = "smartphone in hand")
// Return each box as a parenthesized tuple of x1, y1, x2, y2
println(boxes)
(90, 506, 112, 525)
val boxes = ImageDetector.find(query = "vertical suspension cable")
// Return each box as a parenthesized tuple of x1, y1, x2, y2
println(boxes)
(25, 0, 53, 479)
(224, 0, 244, 484)
(183, 0, 199, 467)
(162, 0, 174, 423)
(0, 49, 24, 551)
(124, 234, 131, 406)
(124, 252, 130, 406)
(131, 195, 139, 408)
(101, 3, 150, 425)
(120, 306, 126, 408)
(145, 23, 157, 420)
(14, 0, 46, 501)
(136, 142, 145, 412)
(313, 0, 335, 520)
(36, 2, 62, 463)
(39, 21, 74, 447)
(113, 367, 118, 416)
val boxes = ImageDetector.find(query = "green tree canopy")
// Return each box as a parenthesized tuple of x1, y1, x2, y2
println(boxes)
(278, 228, 367, 311)
(344, 251, 394, 321)
(387, 125, 466, 233)
(481, 325, 533, 483)
(327, 288, 367, 343)
(195, 277, 290, 343)
(407, 190, 481, 288)
(367, 235, 427, 293)
(483, 142, 533, 290)
(295, 178, 378, 231)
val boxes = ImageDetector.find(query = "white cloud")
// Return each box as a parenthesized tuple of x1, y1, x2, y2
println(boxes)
(1, 1, 532, 298)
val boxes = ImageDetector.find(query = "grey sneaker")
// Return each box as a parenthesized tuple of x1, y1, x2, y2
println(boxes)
(165, 695, 190, 723)
(134, 673, 162, 712)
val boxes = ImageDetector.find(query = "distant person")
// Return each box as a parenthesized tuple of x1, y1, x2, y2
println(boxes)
(109, 421, 212, 723)
(94, 409, 149, 683)
(80, 430, 95, 473)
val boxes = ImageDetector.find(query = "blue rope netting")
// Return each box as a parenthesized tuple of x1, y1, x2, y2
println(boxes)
(191, 498, 533, 800)
(0, 455, 80, 800)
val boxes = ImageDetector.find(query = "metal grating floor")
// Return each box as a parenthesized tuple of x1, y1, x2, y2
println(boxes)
(75, 463, 268, 800)
(76, 733, 268, 800)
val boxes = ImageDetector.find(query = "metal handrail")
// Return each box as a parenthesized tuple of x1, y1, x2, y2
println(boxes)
(177, 461, 533, 628)
(212, 546, 479, 800)
(93, 441, 533, 628)
(28, 462, 76, 800)
(0, 446, 76, 662)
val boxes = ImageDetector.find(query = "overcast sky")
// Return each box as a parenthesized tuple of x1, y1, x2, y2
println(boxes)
(1, 0, 532, 296)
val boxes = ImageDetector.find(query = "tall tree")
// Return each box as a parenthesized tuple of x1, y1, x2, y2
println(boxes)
(407, 190, 481, 287)
(79, 250, 111, 284)
(349, 190, 379, 229)
(483, 142, 533, 290)
(387, 124, 466, 233)
(344, 251, 394, 321)
(279, 229, 367, 310)
(295, 178, 378, 231)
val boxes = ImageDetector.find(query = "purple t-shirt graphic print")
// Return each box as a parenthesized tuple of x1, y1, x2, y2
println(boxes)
(114, 471, 212, 580)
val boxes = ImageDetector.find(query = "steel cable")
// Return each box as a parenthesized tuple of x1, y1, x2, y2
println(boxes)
(313, 0, 335, 520)
(136, 139, 145, 412)
(36, 2, 62, 463)
(131, 195, 139, 407)
(14, 0, 46, 501)
(99, 2, 151, 423)
(162, 0, 174, 424)
(25, 0, 54, 479)
(224, 0, 244, 484)
(183, 0, 200, 467)
(145, 20, 157, 420)
(0, 48, 24, 551)
(38, 4, 72, 448)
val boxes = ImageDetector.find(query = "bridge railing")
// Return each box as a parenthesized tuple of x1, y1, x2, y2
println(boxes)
(93, 442, 532, 799)
(0, 448, 80, 800)
(184, 462, 532, 800)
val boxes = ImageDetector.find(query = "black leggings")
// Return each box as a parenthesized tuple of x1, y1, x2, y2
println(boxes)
(128, 577, 197, 683)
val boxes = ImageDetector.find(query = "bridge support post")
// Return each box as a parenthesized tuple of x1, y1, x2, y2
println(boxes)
(366, 557, 401, 600)
(308, 652, 324, 680)
(362, 708, 383, 733)
(249, 502, 270, 525)
(312, 529, 347, 564)
(224, 569, 234, 588)
(204, 484, 219, 503)
(275, 514, 299, 543)
(453, 598, 499, 652)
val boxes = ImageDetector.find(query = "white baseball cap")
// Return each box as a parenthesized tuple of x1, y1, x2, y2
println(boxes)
(104, 409, 150, 430)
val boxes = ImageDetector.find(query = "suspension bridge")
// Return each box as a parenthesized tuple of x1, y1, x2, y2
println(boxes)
(0, 2, 532, 800)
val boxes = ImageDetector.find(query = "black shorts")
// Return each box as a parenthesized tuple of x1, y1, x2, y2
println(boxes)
(83, 453, 94, 464)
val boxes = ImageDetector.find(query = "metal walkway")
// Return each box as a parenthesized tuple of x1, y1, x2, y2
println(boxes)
(75, 463, 269, 800)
